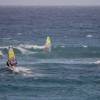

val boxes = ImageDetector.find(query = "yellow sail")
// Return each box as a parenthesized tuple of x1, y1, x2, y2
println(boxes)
(8, 47, 15, 60)
(0, 51, 3, 56)
(45, 36, 51, 46)
(0, 51, 3, 58)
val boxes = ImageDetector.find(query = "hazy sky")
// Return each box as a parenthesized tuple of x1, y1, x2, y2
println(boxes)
(0, 0, 100, 6)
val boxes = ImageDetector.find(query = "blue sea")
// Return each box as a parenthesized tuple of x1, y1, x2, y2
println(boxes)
(0, 6, 100, 100)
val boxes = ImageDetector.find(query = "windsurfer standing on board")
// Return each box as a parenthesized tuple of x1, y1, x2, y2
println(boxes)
(6, 45, 17, 70)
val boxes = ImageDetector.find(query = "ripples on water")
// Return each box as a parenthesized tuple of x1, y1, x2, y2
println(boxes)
(0, 6, 100, 100)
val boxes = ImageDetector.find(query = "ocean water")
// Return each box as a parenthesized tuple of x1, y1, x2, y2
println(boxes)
(0, 6, 100, 100)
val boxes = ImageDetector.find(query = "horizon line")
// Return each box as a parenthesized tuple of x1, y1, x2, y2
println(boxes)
(0, 5, 100, 7)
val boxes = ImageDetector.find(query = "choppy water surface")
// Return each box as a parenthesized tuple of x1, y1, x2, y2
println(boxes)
(0, 6, 100, 100)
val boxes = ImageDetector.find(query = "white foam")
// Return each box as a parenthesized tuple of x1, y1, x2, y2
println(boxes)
(17, 33, 22, 35)
(33, 45, 45, 49)
(0, 45, 38, 55)
(19, 44, 33, 49)
(38, 59, 93, 64)
(82, 45, 88, 48)
(0, 38, 11, 40)
(86, 34, 93, 38)
(21, 73, 44, 78)
(14, 66, 45, 77)
(15, 66, 31, 71)
(94, 60, 100, 64)
(18, 58, 100, 65)
(60, 45, 65, 48)
(0, 46, 8, 49)
(7, 66, 32, 74)
(16, 46, 35, 55)
(19, 44, 45, 49)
